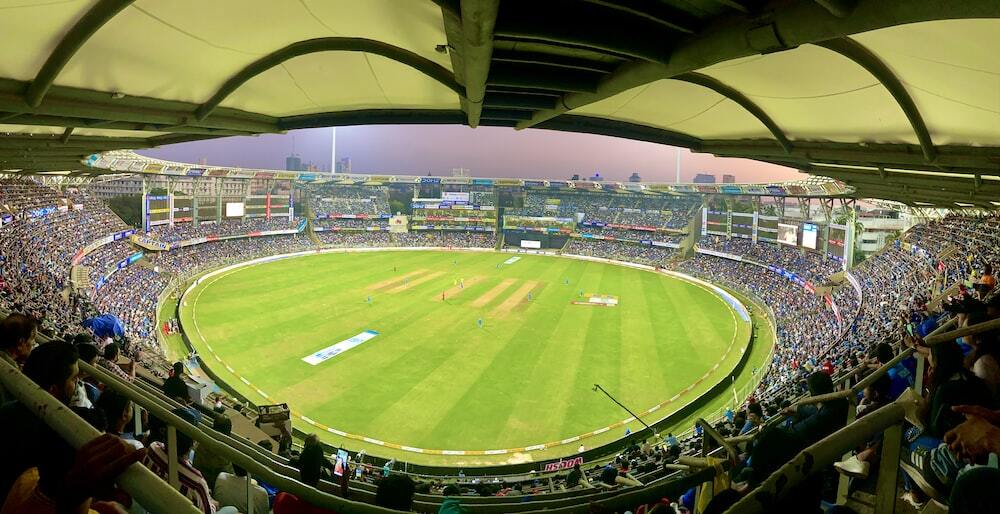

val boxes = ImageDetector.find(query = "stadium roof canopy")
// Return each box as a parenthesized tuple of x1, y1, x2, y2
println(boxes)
(1, 0, 998, 208)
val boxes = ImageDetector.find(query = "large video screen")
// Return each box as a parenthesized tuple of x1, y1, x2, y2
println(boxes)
(802, 223, 818, 249)
(777, 223, 798, 246)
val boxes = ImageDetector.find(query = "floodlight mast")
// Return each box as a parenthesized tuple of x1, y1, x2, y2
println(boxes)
(592, 383, 655, 434)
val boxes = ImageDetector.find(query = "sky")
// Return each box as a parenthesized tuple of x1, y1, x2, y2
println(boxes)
(139, 126, 804, 183)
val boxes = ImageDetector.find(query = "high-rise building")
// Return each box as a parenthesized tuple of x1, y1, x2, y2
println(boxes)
(628, 172, 641, 183)
(692, 173, 716, 184)
(285, 154, 303, 172)
(722, 174, 736, 183)
(335, 157, 352, 173)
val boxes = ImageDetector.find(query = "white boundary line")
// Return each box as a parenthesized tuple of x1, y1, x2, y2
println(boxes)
(181, 246, 753, 457)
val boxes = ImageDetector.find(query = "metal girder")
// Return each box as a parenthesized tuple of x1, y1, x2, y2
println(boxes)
(700, 140, 1000, 175)
(493, 1, 677, 63)
(24, 0, 134, 107)
(815, 0, 858, 18)
(516, 0, 1000, 129)
(482, 92, 556, 110)
(2, 113, 254, 136)
(194, 38, 464, 121)
(674, 72, 792, 154)
(277, 109, 467, 131)
(480, 108, 534, 121)
(0, 79, 279, 133)
(529, 114, 702, 148)
(59, 127, 74, 143)
(457, 0, 500, 128)
(487, 62, 603, 94)
(815, 38, 936, 162)
(814, 168, 1000, 193)
(708, 0, 748, 13)
(490, 50, 618, 74)
(852, 183, 992, 207)
(579, 0, 699, 34)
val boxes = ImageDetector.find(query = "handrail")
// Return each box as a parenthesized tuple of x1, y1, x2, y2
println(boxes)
(924, 316, 1000, 346)
(0, 358, 201, 514)
(81, 362, 404, 514)
(724, 399, 910, 514)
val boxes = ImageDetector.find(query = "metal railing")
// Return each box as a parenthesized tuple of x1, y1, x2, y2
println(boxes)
(724, 312, 965, 513)
(0, 358, 201, 514)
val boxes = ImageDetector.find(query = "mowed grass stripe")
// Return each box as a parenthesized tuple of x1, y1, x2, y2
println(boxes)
(386, 271, 446, 293)
(470, 278, 516, 308)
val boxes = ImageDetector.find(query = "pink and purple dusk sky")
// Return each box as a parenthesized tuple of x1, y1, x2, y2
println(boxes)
(140, 125, 804, 184)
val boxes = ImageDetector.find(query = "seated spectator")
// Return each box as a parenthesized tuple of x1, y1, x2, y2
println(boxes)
(214, 465, 268, 514)
(74, 342, 102, 406)
(163, 361, 191, 402)
(98, 342, 135, 383)
(194, 415, 235, 490)
(0, 313, 36, 405)
(438, 484, 465, 514)
(97, 389, 143, 449)
(142, 407, 237, 514)
(375, 473, 416, 511)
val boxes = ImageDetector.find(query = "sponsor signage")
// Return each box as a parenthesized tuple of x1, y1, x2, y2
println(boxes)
(543, 457, 583, 472)
(303, 330, 380, 365)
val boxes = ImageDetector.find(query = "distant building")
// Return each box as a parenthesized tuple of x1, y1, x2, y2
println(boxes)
(722, 174, 736, 183)
(335, 157, 352, 173)
(285, 154, 303, 172)
(692, 173, 716, 184)
(570, 174, 580, 181)
(628, 172, 641, 183)
(589, 172, 603, 181)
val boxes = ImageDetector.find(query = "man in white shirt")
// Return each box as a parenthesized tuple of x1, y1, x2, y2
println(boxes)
(215, 466, 269, 514)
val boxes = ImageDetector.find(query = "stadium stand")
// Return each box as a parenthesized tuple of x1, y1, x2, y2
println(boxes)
(3, 175, 1000, 514)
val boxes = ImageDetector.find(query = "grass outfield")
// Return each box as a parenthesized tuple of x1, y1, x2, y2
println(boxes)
(178, 250, 756, 466)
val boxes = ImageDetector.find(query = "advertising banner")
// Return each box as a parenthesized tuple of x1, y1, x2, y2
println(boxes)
(130, 234, 171, 251)
(302, 330, 380, 365)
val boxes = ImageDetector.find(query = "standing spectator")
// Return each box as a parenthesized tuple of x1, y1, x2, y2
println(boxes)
(295, 434, 333, 486)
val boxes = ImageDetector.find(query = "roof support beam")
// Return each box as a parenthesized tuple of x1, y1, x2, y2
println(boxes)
(700, 140, 1000, 175)
(516, 0, 1000, 130)
(815, 0, 858, 18)
(674, 72, 792, 154)
(24, 0, 134, 107)
(490, 50, 618, 74)
(458, 0, 500, 128)
(814, 38, 936, 162)
(487, 62, 603, 94)
(482, 93, 556, 110)
(194, 38, 465, 121)
(59, 127, 74, 144)
(579, 0, 697, 34)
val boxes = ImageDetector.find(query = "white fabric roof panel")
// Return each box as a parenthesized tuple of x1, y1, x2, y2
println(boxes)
(51, 0, 452, 111)
(572, 79, 772, 140)
(0, 0, 98, 81)
(701, 44, 918, 145)
(223, 53, 461, 117)
(852, 20, 1000, 146)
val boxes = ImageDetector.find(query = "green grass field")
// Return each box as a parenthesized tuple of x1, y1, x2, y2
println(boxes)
(178, 249, 757, 466)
